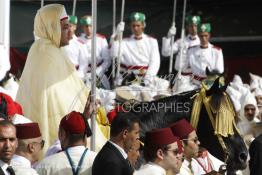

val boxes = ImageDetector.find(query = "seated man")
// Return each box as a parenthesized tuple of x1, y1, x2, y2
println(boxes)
(134, 127, 183, 175)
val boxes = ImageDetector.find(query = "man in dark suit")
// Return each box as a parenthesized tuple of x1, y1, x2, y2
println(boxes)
(0, 120, 17, 175)
(249, 134, 262, 175)
(92, 111, 140, 175)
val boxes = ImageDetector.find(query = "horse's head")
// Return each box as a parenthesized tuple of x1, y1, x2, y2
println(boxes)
(197, 77, 248, 173)
(223, 129, 248, 173)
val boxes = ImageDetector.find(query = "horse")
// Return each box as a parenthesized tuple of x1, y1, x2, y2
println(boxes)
(122, 77, 247, 174)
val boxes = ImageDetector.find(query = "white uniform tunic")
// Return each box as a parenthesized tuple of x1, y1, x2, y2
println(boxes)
(162, 35, 200, 73)
(36, 146, 96, 175)
(63, 35, 89, 79)
(78, 33, 111, 77)
(111, 33, 160, 83)
(188, 43, 224, 78)
(11, 154, 39, 175)
(134, 162, 166, 175)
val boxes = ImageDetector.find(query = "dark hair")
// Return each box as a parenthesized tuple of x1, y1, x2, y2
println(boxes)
(68, 133, 86, 143)
(110, 112, 140, 137)
(143, 139, 168, 162)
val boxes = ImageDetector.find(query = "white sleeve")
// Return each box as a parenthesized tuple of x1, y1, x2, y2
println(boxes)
(175, 47, 190, 72)
(96, 38, 111, 77)
(145, 38, 160, 82)
(161, 37, 179, 57)
(216, 49, 224, 74)
(110, 40, 120, 58)
(78, 44, 89, 78)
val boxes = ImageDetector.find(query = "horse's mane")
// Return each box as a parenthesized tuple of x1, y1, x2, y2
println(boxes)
(129, 89, 198, 140)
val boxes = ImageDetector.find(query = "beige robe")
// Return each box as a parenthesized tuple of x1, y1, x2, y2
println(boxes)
(16, 4, 89, 150)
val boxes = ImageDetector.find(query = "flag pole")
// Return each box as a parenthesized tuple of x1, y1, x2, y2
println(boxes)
(90, 0, 97, 151)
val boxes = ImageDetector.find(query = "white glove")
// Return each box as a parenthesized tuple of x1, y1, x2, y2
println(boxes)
(167, 25, 176, 38)
(96, 66, 104, 78)
(116, 22, 125, 35)
(177, 40, 187, 50)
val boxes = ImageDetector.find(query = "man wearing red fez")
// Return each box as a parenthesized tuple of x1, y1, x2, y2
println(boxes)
(11, 122, 43, 174)
(170, 119, 224, 175)
(0, 92, 23, 120)
(0, 120, 17, 175)
(134, 127, 183, 175)
(36, 111, 96, 175)
(92, 112, 140, 175)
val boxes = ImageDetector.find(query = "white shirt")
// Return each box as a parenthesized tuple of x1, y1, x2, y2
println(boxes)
(178, 159, 194, 175)
(134, 162, 166, 175)
(79, 33, 111, 77)
(63, 35, 89, 78)
(0, 159, 10, 175)
(162, 35, 200, 73)
(188, 42, 224, 77)
(36, 145, 97, 175)
(108, 141, 128, 159)
(11, 154, 39, 175)
(111, 33, 160, 81)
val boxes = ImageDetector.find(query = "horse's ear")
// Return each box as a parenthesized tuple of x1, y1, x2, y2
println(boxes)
(206, 77, 220, 97)
(206, 67, 211, 76)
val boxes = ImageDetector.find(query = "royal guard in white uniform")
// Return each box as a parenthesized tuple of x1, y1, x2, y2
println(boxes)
(111, 12, 160, 86)
(162, 15, 201, 74)
(63, 15, 89, 79)
(78, 15, 111, 89)
(187, 23, 224, 85)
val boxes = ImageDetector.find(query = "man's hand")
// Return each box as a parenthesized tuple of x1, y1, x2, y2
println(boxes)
(83, 92, 100, 118)
(116, 22, 125, 35)
(167, 24, 176, 38)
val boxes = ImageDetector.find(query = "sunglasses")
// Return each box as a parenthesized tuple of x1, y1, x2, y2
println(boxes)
(166, 149, 180, 156)
(32, 140, 45, 149)
(182, 137, 199, 143)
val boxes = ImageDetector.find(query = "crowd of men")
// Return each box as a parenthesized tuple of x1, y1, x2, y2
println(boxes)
(0, 2, 262, 175)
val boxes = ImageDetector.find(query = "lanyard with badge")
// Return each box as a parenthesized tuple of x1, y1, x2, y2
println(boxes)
(65, 148, 88, 175)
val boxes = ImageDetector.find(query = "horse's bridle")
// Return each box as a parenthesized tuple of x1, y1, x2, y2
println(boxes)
(190, 88, 241, 165)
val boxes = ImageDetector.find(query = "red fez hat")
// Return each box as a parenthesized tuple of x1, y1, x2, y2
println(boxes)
(170, 119, 195, 139)
(16, 123, 41, 139)
(14, 102, 24, 115)
(175, 136, 183, 154)
(107, 105, 124, 124)
(0, 93, 17, 117)
(145, 127, 178, 146)
(60, 111, 86, 134)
